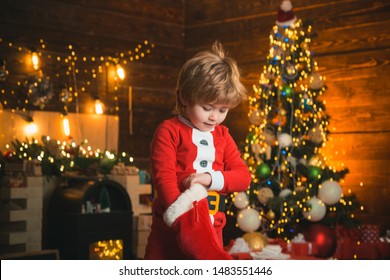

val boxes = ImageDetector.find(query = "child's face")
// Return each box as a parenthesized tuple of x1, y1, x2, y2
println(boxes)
(185, 102, 229, 132)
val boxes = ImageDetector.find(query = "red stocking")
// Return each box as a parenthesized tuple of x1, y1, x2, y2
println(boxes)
(164, 184, 233, 260)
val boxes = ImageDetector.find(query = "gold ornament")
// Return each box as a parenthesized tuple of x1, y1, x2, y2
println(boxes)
(308, 72, 324, 90)
(294, 185, 305, 193)
(249, 109, 264, 126)
(308, 125, 324, 144)
(248, 157, 255, 166)
(242, 232, 268, 251)
(266, 210, 276, 220)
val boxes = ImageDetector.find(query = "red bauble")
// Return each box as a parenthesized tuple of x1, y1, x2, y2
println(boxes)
(303, 223, 337, 258)
(2, 150, 13, 159)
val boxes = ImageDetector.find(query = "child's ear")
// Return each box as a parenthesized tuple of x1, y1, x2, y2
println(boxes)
(179, 94, 187, 106)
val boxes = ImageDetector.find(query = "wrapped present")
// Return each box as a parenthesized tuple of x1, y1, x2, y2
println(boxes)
(356, 242, 381, 259)
(360, 224, 380, 243)
(288, 233, 318, 257)
(334, 225, 359, 240)
(332, 225, 361, 259)
(377, 241, 390, 258)
(333, 237, 359, 259)
(333, 239, 390, 260)
(268, 238, 288, 253)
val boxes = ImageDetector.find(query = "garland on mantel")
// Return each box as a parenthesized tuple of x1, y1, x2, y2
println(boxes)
(0, 136, 134, 179)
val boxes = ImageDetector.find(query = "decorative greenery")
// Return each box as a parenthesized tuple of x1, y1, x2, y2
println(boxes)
(0, 136, 134, 179)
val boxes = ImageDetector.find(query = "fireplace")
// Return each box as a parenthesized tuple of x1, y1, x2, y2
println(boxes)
(46, 178, 133, 260)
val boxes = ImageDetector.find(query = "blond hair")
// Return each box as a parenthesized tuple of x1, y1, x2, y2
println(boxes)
(174, 41, 247, 115)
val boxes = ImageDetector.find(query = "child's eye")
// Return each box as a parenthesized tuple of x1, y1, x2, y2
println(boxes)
(220, 109, 228, 113)
(202, 106, 212, 111)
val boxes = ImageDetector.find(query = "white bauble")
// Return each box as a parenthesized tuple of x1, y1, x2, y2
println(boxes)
(278, 133, 293, 148)
(279, 189, 292, 198)
(298, 158, 307, 166)
(303, 196, 326, 222)
(233, 192, 249, 209)
(318, 180, 342, 205)
(257, 187, 274, 205)
(237, 208, 262, 232)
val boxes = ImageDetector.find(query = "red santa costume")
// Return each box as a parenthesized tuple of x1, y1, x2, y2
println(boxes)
(144, 115, 251, 260)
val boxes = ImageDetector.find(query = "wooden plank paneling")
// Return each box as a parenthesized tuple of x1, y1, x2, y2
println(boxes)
(0, 0, 184, 47)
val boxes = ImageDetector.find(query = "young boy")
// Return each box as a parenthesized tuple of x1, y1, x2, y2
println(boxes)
(144, 41, 251, 260)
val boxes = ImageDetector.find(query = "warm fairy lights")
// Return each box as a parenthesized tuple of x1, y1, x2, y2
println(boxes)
(89, 239, 123, 260)
(0, 37, 154, 137)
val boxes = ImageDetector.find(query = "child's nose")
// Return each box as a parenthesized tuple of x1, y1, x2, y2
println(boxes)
(209, 111, 218, 121)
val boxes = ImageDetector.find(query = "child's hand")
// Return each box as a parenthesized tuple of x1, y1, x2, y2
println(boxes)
(182, 173, 212, 190)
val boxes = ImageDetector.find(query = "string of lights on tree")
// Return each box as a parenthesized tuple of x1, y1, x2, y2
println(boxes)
(226, 1, 362, 241)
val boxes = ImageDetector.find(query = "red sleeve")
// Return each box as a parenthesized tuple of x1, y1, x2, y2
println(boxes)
(220, 127, 251, 194)
(150, 120, 181, 209)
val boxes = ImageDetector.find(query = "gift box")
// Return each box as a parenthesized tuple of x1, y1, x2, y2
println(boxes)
(268, 238, 288, 253)
(287, 234, 318, 257)
(359, 224, 380, 243)
(354, 241, 390, 260)
(332, 225, 360, 259)
(377, 241, 390, 258)
(333, 237, 358, 259)
(332, 225, 390, 259)
(334, 225, 360, 240)
(291, 242, 318, 256)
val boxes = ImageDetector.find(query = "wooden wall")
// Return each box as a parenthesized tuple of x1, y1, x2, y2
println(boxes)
(0, 0, 389, 228)
(184, 0, 390, 228)
(0, 0, 185, 168)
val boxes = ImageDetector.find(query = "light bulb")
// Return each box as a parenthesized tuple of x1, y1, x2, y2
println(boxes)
(95, 99, 104, 115)
(116, 64, 125, 80)
(24, 121, 38, 136)
(63, 116, 70, 136)
(31, 51, 39, 70)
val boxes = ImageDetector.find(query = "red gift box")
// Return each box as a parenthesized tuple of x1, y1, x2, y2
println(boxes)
(334, 225, 360, 239)
(356, 241, 390, 259)
(333, 237, 359, 259)
(333, 226, 360, 259)
(359, 224, 380, 243)
(291, 242, 318, 256)
(333, 239, 390, 259)
(285, 234, 318, 257)
(377, 242, 390, 258)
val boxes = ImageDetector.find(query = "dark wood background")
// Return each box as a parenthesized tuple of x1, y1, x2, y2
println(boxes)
(0, 0, 389, 229)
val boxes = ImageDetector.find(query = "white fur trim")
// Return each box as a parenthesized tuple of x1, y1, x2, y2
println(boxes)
(276, 17, 297, 27)
(209, 214, 215, 225)
(163, 183, 208, 227)
(208, 170, 224, 191)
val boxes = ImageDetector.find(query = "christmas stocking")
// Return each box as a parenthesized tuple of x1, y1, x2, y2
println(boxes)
(163, 183, 233, 260)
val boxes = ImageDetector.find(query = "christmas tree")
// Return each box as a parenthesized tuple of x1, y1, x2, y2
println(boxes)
(228, 0, 360, 241)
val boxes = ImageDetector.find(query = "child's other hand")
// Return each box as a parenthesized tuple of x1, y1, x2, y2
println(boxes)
(182, 173, 212, 190)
